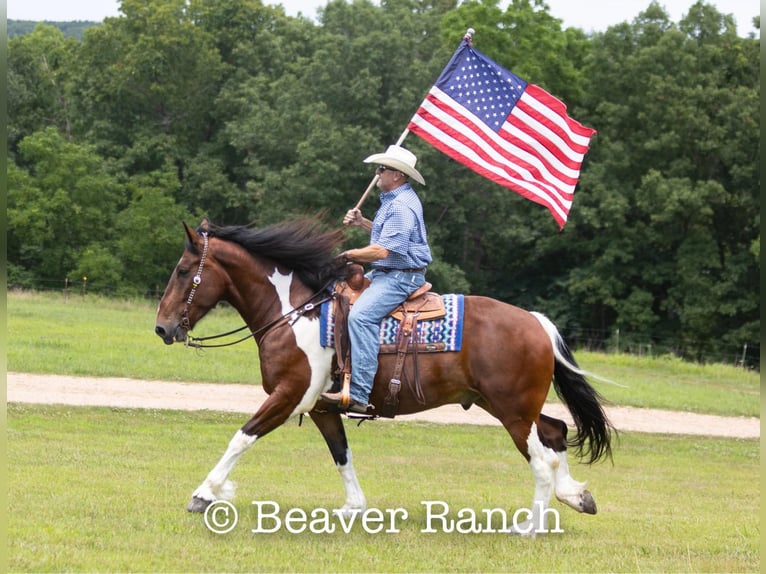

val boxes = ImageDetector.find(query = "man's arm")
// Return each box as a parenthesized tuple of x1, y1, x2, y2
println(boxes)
(342, 244, 389, 263)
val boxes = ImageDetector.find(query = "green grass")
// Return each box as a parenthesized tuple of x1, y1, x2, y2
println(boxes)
(7, 404, 759, 573)
(7, 290, 262, 384)
(7, 290, 760, 417)
(554, 351, 760, 417)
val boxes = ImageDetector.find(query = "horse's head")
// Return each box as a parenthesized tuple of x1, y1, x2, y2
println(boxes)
(155, 219, 225, 345)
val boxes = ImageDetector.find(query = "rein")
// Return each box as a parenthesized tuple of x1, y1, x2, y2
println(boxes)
(181, 232, 336, 349)
(185, 291, 333, 349)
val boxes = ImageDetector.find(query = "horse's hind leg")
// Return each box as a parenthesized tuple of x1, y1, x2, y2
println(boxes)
(538, 413, 597, 515)
(475, 396, 554, 534)
(485, 407, 586, 534)
(537, 413, 596, 514)
(487, 412, 557, 536)
(309, 410, 366, 516)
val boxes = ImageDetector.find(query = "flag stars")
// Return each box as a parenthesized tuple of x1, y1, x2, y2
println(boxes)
(436, 48, 528, 130)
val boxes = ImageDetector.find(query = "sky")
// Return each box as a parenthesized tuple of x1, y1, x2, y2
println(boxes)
(6, 0, 760, 36)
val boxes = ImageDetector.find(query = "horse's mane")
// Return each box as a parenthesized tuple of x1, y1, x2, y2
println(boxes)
(199, 218, 346, 291)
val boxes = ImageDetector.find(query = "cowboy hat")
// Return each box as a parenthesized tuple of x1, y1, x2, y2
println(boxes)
(363, 145, 425, 185)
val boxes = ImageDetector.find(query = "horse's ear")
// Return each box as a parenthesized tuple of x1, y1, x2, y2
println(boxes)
(183, 221, 197, 244)
(199, 217, 211, 233)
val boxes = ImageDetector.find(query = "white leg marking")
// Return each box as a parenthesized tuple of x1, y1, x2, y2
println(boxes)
(553, 451, 589, 512)
(268, 270, 335, 415)
(335, 448, 367, 518)
(192, 430, 257, 502)
(510, 422, 559, 536)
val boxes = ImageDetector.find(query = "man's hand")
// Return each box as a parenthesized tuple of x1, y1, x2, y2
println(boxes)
(343, 208, 364, 227)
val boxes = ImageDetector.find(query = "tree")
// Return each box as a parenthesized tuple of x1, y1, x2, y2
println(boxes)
(562, 1, 760, 355)
(8, 128, 124, 286)
(114, 170, 196, 295)
(72, 0, 226, 167)
(7, 24, 79, 153)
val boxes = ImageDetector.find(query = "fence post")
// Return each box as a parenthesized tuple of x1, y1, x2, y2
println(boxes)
(81, 276, 88, 297)
(739, 343, 748, 368)
(64, 277, 69, 302)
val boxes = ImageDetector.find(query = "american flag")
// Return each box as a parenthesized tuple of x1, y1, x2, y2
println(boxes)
(408, 40, 596, 228)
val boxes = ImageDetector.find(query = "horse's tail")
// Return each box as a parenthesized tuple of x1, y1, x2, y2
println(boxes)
(530, 312, 614, 464)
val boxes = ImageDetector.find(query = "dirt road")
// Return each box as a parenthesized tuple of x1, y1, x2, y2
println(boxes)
(6, 372, 759, 438)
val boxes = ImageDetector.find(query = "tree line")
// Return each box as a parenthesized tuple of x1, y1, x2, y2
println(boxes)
(8, 20, 100, 40)
(7, 0, 760, 366)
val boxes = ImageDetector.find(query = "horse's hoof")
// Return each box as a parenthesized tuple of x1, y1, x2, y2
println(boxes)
(581, 490, 597, 515)
(187, 496, 213, 513)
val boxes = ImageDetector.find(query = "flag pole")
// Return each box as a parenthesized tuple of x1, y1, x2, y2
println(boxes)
(349, 28, 474, 215)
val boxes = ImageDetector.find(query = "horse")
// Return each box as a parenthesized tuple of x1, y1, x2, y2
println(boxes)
(154, 217, 614, 534)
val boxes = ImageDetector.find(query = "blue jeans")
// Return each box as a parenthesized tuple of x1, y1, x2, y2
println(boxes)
(348, 269, 426, 404)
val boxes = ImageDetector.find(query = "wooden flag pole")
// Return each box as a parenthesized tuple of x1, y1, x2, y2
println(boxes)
(351, 128, 410, 213)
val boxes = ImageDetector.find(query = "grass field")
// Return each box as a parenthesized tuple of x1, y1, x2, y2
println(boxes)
(7, 403, 760, 573)
(6, 290, 760, 416)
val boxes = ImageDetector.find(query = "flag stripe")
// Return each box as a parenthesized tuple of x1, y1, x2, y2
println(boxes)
(424, 88, 578, 191)
(521, 84, 595, 146)
(409, 95, 572, 225)
(500, 114, 585, 178)
(409, 87, 576, 220)
(510, 97, 592, 165)
(409, 113, 570, 226)
(407, 41, 595, 228)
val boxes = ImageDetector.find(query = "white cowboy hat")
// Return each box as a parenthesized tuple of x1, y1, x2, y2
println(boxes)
(363, 145, 426, 185)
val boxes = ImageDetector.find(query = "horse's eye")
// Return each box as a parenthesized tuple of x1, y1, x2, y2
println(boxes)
(177, 268, 190, 277)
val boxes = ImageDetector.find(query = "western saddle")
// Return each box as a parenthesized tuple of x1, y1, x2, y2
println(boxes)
(330, 264, 446, 417)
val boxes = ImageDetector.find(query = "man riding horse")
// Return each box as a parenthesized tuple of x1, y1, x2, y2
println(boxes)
(321, 145, 432, 415)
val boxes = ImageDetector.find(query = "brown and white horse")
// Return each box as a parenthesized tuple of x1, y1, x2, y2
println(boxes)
(155, 218, 613, 534)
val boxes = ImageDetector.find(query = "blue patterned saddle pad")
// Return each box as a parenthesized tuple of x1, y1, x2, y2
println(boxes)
(320, 294, 464, 352)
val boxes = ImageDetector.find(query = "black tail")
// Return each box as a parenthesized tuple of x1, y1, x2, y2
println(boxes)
(531, 312, 614, 464)
(552, 342, 614, 463)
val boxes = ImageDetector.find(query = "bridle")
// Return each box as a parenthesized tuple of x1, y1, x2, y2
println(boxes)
(179, 231, 334, 349)
(180, 231, 209, 333)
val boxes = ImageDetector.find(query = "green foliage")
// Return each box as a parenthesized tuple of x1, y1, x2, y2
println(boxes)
(114, 167, 198, 292)
(6, 0, 759, 364)
(7, 24, 80, 152)
(7, 128, 124, 285)
(567, 1, 760, 356)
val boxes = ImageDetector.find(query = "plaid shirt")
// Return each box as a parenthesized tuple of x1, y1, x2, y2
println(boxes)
(370, 183, 432, 270)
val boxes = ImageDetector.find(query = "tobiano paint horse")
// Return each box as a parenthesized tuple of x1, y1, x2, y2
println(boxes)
(155, 218, 614, 534)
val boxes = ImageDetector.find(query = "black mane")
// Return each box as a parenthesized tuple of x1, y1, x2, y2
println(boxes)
(202, 218, 346, 291)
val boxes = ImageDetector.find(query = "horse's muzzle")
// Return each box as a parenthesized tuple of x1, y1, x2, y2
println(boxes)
(155, 322, 187, 345)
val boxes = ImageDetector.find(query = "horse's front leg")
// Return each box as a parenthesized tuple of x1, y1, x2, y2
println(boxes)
(187, 429, 257, 512)
(308, 410, 366, 517)
(187, 394, 299, 513)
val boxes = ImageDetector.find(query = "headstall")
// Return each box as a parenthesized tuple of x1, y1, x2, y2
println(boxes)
(179, 231, 334, 349)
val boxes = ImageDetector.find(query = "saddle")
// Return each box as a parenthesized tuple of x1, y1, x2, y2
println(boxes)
(331, 264, 446, 418)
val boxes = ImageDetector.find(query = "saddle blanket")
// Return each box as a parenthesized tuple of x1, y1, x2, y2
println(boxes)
(320, 294, 464, 352)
